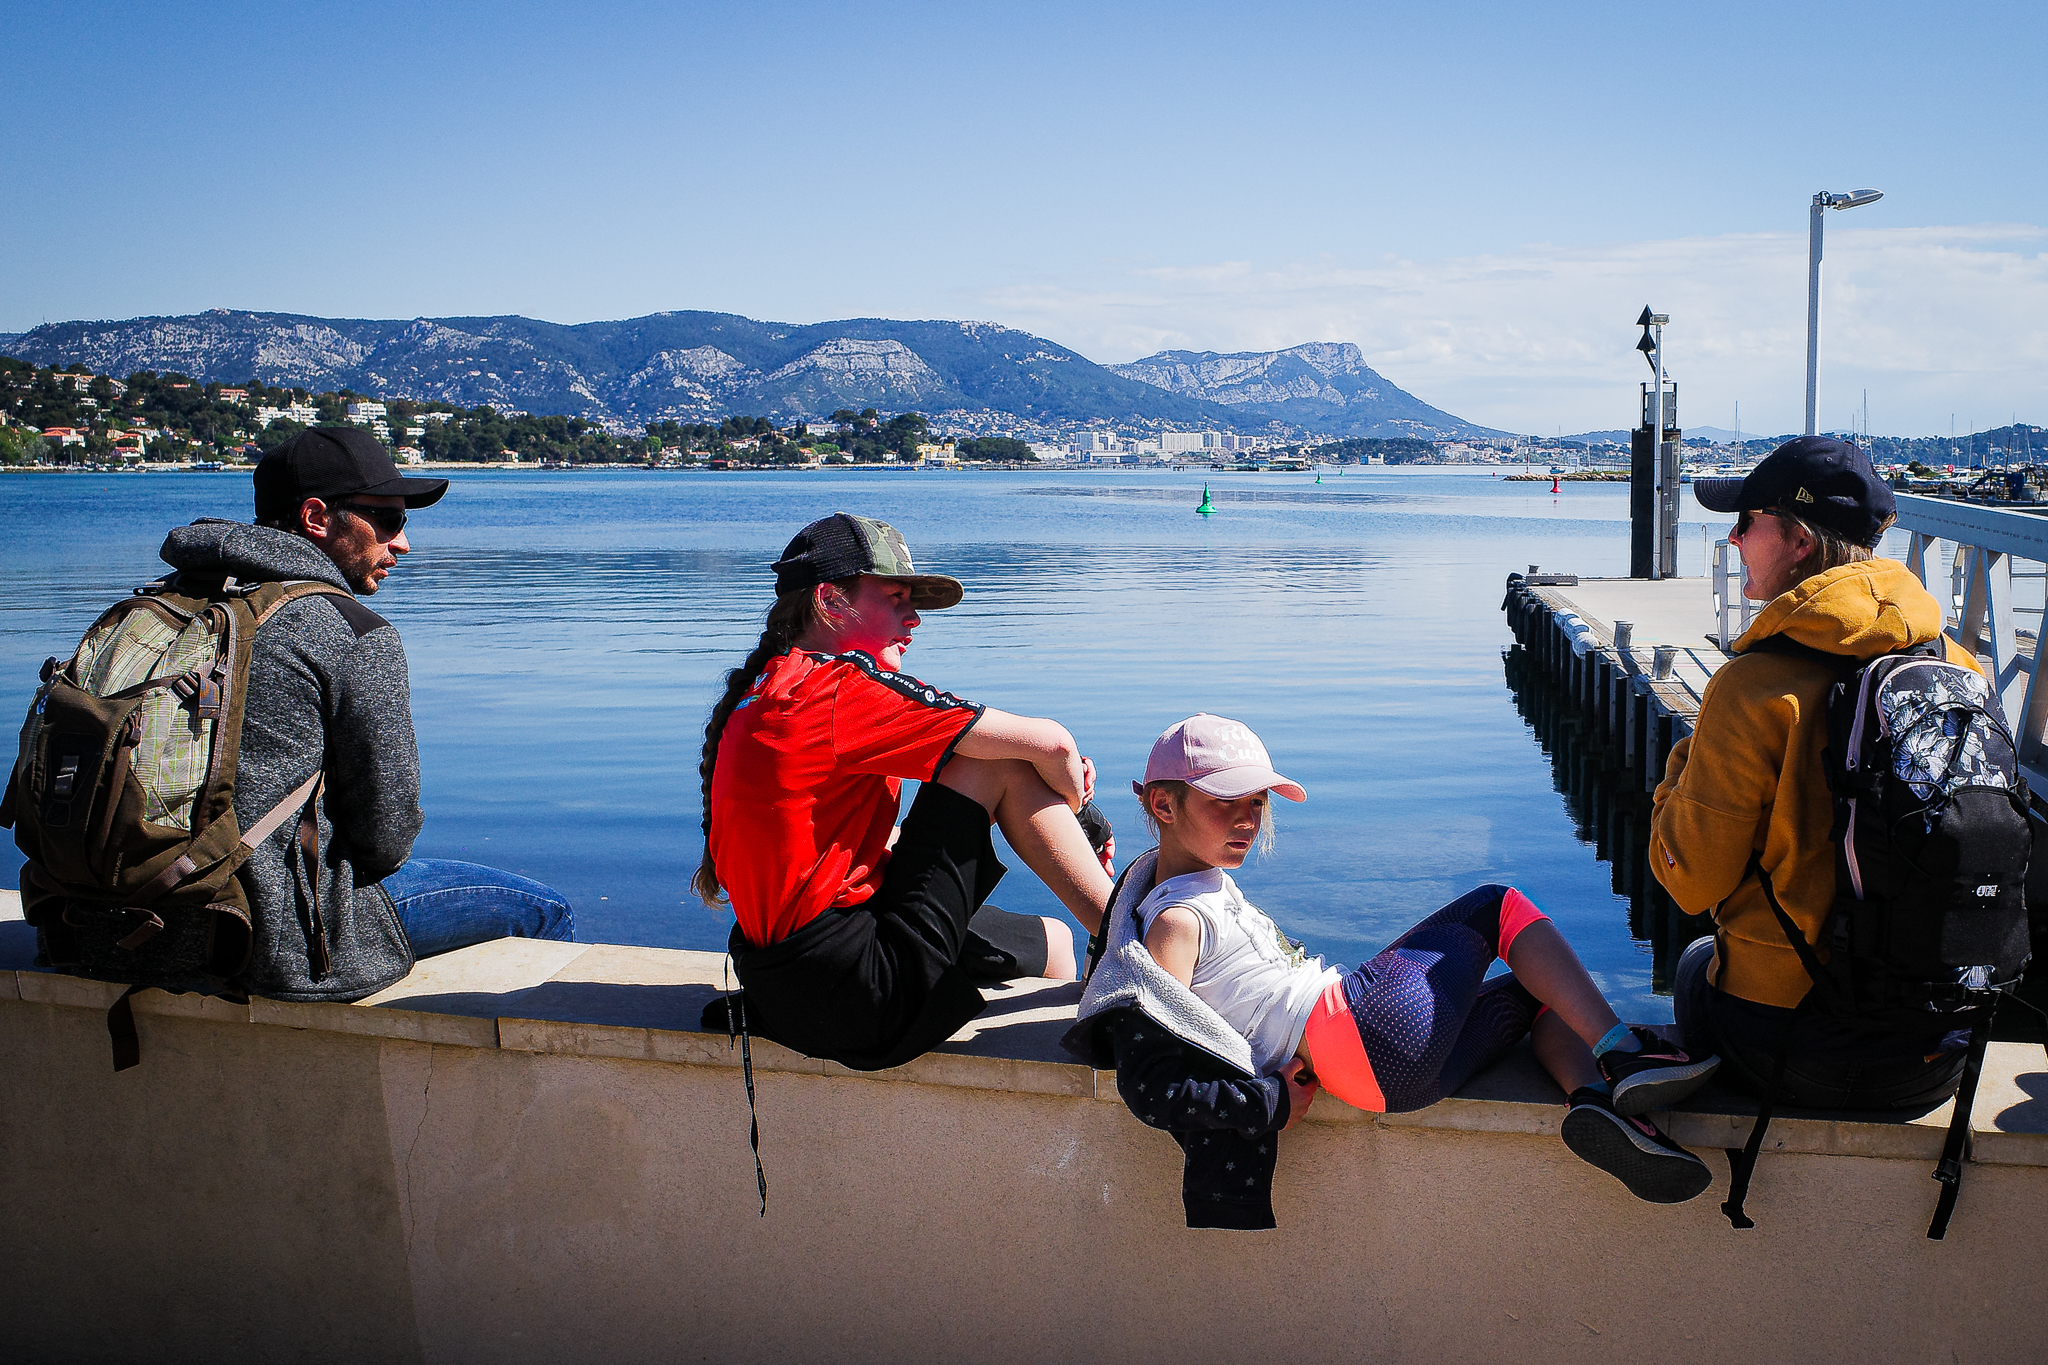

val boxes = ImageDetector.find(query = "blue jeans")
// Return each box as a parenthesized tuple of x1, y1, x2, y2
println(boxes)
(381, 859, 575, 959)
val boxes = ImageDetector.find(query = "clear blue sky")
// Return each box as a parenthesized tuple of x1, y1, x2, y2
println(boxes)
(5, 1, 2042, 434)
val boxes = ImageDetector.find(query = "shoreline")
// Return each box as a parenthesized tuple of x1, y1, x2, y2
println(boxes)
(3, 459, 1589, 476)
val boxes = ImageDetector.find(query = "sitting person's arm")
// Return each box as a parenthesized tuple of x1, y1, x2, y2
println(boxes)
(949, 707, 1089, 811)
(1139, 902, 1317, 1130)
(1649, 668, 1789, 911)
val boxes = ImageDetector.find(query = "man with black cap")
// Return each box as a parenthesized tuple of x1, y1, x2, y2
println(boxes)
(1650, 436, 1982, 1112)
(156, 427, 573, 1003)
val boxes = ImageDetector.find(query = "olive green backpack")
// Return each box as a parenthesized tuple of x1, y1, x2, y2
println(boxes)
(2, 572, 352, 1068)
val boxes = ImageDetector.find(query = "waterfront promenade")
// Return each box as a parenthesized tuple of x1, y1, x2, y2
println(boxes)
(5, 888, 2046, 1364)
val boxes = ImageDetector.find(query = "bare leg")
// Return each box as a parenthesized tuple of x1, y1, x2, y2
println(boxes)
(1041, 918, 1077, 980)
(1502, 919, 1621, 1048)
(935, 756, 1113, 935)
(1531, 1008, 1601, 1094)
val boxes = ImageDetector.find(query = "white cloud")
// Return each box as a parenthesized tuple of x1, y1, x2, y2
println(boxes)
(972, 225, 2048, 438)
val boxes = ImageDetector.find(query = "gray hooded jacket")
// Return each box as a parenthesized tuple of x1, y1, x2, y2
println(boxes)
(160, 520, 420, 1001)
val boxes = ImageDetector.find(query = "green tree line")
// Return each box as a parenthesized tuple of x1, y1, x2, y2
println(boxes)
(1301, 436, 1441, 463)
(2, 354, 1054, 469)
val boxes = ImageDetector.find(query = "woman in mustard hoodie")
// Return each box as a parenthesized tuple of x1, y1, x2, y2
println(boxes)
(1651, 437, 1980, 1109)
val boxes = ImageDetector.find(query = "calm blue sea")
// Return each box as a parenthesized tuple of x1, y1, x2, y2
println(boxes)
(1, 465, 1728, 1019)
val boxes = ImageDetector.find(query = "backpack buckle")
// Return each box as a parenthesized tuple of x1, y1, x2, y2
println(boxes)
(169, 664, 226, 721)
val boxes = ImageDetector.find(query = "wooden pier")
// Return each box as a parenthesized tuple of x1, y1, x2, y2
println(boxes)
(1501, 570, 1730, 794)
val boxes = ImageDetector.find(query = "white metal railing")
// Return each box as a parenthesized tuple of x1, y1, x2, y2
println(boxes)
(1893, 493, 2048, 798)
(1711, 539, 1758, 649)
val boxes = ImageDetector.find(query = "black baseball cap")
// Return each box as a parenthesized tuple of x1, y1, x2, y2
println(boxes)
(771, 512, 964, 610)
(253, 427, 448, 521)
(1693, 436, 1894, 548)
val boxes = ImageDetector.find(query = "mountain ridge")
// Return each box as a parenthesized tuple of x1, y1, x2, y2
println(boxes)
(0, 309, 1494, 439)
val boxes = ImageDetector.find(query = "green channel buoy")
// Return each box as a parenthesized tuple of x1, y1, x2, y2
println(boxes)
(1315, 474, 1323, 484)
(1196, 483, 1216, 515)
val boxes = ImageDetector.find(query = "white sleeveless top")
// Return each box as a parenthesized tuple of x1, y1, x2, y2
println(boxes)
(1135, 868, 1341, 1075)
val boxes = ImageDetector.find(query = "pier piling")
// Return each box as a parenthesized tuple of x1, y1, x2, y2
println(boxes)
(1502, 571, 1714, 801)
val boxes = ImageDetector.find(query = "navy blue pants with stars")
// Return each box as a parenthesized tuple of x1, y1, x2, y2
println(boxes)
(1302, 883, 1546, 1113)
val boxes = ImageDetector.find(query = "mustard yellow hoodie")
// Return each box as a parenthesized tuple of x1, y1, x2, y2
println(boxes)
(1649, 558, 1982, 1009)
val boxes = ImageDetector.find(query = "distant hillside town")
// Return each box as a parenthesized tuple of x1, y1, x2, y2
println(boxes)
(0, 352, 1463, 469)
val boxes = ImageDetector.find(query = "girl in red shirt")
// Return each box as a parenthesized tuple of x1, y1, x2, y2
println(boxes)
(694, 513, 1114, 1071)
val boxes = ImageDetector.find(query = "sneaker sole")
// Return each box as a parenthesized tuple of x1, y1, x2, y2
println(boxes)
(1608, 1056, 1721, 1117)
(1562, 1105, 1713, 1204)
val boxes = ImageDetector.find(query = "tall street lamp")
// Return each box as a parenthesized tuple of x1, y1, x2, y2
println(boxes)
(1805, 187, 1884, 435)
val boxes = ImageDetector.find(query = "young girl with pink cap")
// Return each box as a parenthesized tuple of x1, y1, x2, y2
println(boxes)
(1066, 713, 1720, 1228)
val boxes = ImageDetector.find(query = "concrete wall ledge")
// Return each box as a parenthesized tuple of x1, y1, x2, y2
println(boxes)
(9, 890, 2048, 1364)
(5, 891, 2045, 1167)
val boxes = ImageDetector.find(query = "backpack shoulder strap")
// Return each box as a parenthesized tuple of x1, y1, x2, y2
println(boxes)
(247, 580, 369, 631)
(1081, 857, 1144, 984)
(1928, 1007, 1997, 1240)
(1748, 851, 1831, 991)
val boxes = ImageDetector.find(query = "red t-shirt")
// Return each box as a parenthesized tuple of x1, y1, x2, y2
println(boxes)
(709, 649, 983, 947)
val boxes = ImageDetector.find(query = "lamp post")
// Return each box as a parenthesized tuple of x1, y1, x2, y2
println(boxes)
(1805, 187, 1883, 436)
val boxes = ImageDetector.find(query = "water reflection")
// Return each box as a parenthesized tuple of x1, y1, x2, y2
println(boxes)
(1501, 643, 1712, 994)
(3, 468, 1686, 1008)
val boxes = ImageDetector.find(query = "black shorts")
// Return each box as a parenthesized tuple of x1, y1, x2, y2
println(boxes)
(727, 781, 1049, 1070)
(959, 903, 1050, 982)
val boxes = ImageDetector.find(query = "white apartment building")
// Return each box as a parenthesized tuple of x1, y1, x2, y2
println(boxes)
(254, 403, 320, 429)
(51, 373, 124, 396)
(345, 401, 388, 424)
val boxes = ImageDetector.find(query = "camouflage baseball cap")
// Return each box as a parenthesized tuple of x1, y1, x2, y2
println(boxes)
(771, 512, 965, 610)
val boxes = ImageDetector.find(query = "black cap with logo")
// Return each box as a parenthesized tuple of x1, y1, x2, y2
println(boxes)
(771, 512, 964, 610)
(1692, 435, 1894, 548)
(253, 427, 449, 522)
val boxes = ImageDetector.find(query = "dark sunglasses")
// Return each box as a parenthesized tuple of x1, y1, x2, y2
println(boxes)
(333, 501, 408, 538)
(1733, 507, 1787, 537)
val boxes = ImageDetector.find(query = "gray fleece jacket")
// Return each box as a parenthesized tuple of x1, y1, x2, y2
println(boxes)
(160, 520, 420, 1001)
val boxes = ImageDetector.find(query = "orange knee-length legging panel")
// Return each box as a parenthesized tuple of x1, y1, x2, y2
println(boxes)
(1300, 885, 1547, 1113)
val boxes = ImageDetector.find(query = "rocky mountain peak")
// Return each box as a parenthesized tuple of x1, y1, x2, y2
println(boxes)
(1109, 342, 1501, 439)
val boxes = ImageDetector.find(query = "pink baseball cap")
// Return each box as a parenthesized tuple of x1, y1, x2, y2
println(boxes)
(1140, 713, 1306, 802)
